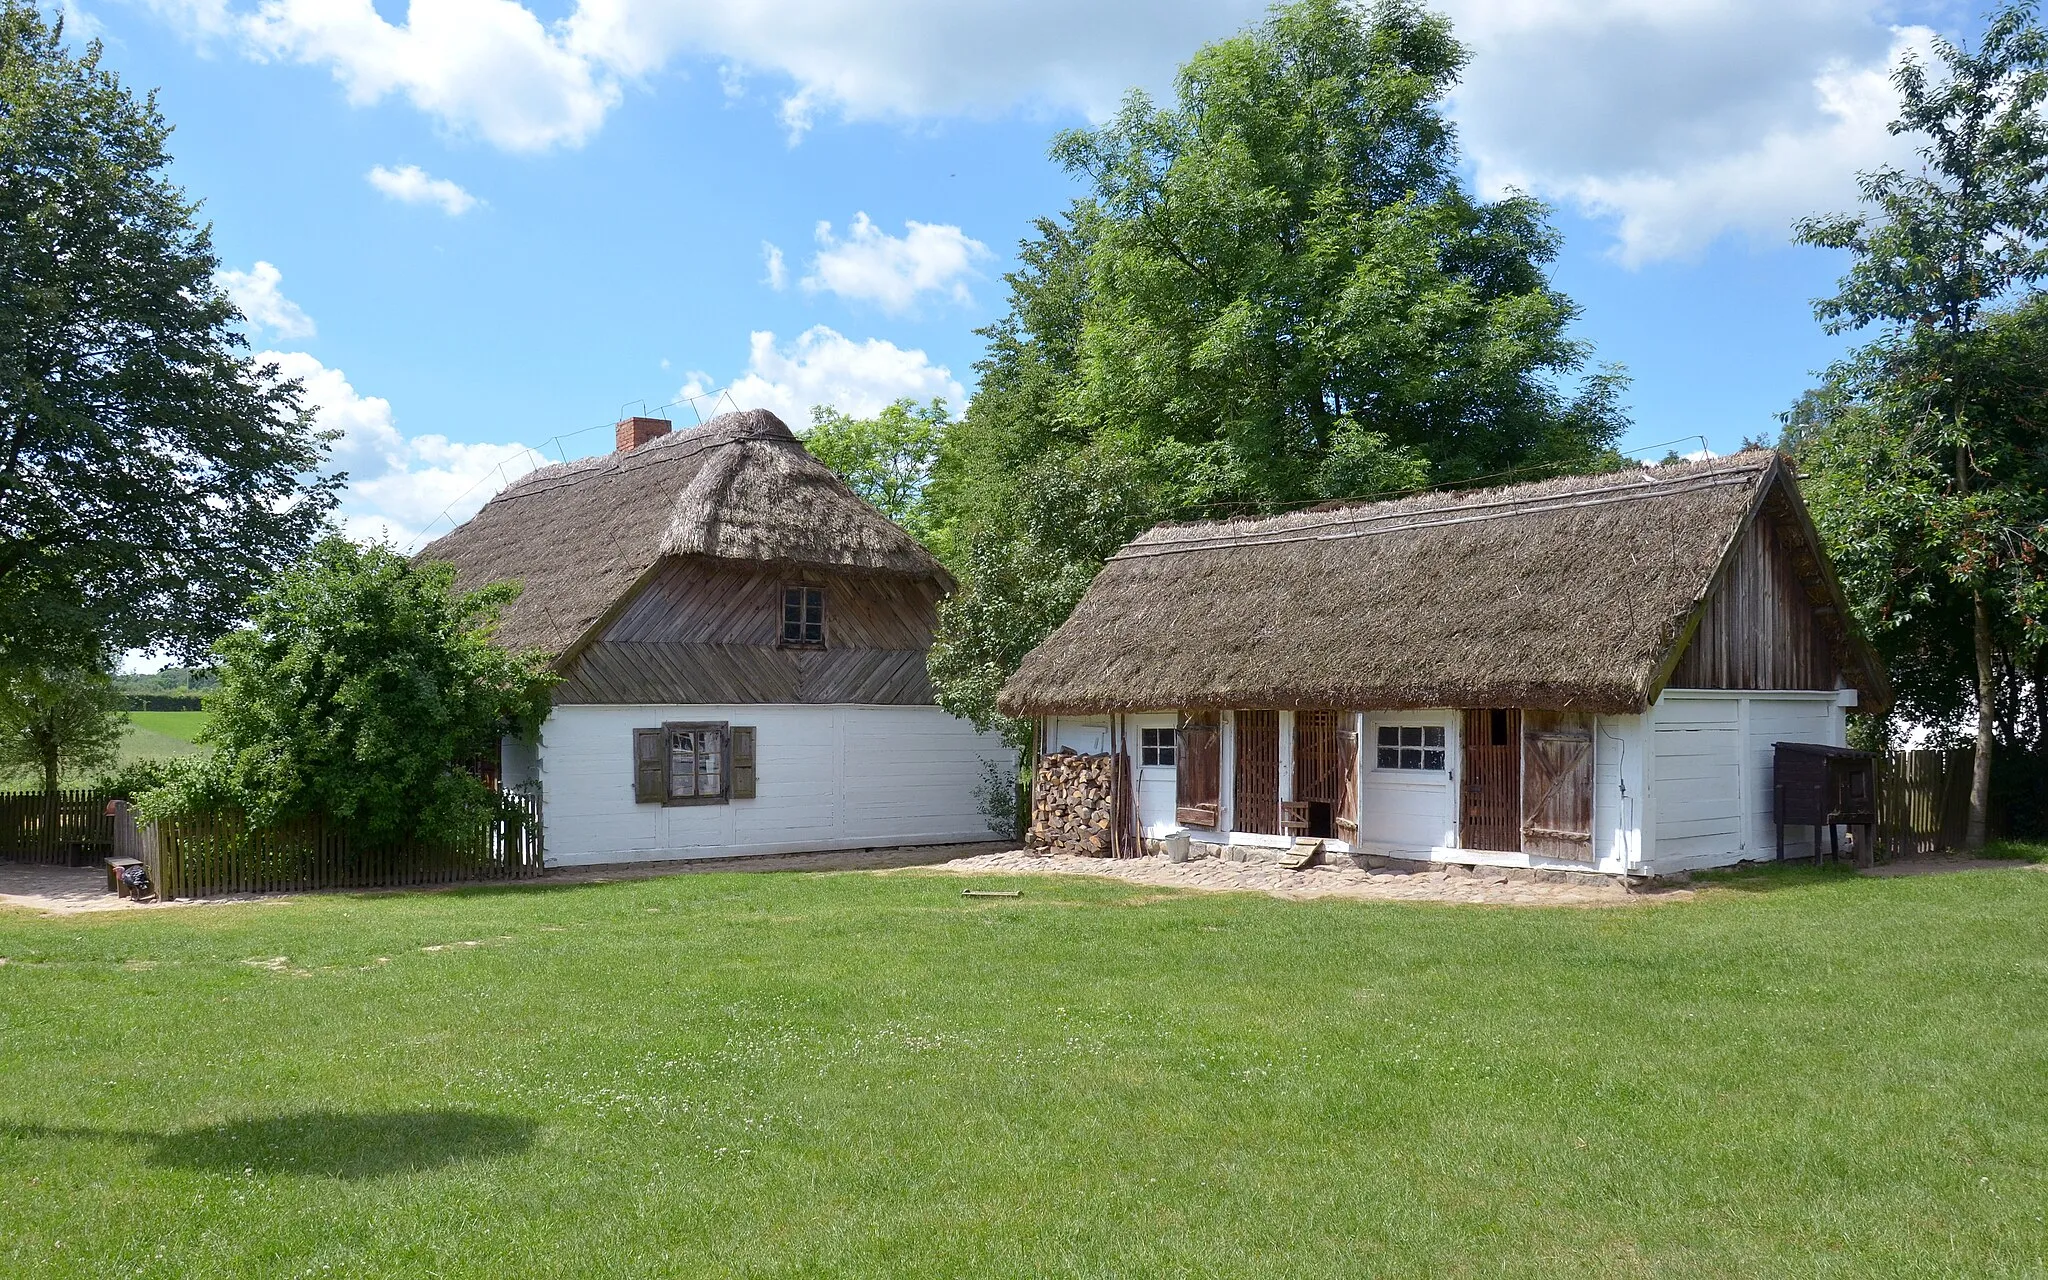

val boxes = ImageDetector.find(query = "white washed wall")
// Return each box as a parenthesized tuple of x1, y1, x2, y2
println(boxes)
(537, 704, 1013, 866)
(1646, 690, 1845, 873)
(1592, 714, 1646, 873)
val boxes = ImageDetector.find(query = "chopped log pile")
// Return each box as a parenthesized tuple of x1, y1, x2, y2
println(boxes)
(1029, 749, 1123, 857)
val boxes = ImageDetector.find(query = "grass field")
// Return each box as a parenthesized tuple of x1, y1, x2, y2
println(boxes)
(3, 860, 2047, 1277)
(0, 711, 209, 789)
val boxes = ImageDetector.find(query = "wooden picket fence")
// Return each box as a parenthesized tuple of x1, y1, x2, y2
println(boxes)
(0, 789, 119, 865)
(106, 786, 545, 900)
(1874, 749, 1976, 861)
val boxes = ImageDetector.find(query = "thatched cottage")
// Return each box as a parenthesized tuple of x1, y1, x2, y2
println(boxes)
(422, 409, 1010, 866)
(999, 452, 1889, 877)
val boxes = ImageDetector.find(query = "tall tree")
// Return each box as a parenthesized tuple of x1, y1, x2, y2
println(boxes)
(801, 398, 948, 547)
(0, 5, 335, 673)
(930, 0, 1627, 733)
(1793, 1, 2048, 847)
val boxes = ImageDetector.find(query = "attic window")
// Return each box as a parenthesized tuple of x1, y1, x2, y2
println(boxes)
(1376, 725, 1445, 771)
(781, 586, 825, 647)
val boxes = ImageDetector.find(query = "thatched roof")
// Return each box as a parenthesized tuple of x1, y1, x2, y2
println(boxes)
(420, 408, 949, 658)
(1000, 452, 1888, 717)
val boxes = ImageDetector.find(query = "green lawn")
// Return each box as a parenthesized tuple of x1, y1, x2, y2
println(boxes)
(3, 861, 2047, 1278)
(0, 712, 208, 789)
(124, 710, 209, 744)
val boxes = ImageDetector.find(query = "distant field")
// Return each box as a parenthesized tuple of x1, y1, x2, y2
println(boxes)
(0, 712, 208, 790)
(125, 711, 209, 744)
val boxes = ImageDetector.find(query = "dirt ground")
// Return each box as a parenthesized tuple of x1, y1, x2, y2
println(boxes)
(2, 844, 2035, 915)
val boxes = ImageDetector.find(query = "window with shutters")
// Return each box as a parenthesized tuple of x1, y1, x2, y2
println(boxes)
(781, 585, 826, 647)
(634, 722, 756, 804)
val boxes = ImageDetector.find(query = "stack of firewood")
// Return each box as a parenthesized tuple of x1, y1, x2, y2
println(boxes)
(1028, 749, 1120, 856)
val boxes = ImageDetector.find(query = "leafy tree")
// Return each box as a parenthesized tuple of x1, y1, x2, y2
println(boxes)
(1792, 1, 2048, 846)
(802, 398, 948, 545)
(0, 5, 335, 674)
(141, 539, 554, 846)
(0, 663, 124, 795)
(929, 0, 1627, 732)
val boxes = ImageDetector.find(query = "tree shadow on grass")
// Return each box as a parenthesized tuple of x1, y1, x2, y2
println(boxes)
(8, 1109, 537, 1180)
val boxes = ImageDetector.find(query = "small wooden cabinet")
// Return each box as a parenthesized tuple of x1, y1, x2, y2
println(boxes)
(1773, 742, 1877, 866)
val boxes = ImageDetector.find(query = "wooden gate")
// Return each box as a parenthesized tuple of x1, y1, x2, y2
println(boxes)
(1522, 710, 1594, 861)
(1460, 709, 1521, 852)
(1234, 710, 1282, 835)
(1293, 710, 1350, 839)
(1335, 724, 1359, 841)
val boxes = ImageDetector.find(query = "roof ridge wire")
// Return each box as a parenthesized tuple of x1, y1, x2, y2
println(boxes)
(1110, 471, 1764, 562)
(1131, 464, 1764, 554)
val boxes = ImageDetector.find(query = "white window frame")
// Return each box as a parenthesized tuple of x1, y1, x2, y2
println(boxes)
(1372, 721, 1448, 774)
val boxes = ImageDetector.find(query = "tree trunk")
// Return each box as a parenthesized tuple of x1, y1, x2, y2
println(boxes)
(1967, 589, 1995, 851)
(39, 746, 58, 859)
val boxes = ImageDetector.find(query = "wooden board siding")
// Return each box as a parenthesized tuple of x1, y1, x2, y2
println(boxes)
(1522, 710, 1594, 861)
(1670, 512, 1839, 692)
(554, 556, 942, 705)
(1460, 708, 1521, 852)
(1234, 710, 1282, 835)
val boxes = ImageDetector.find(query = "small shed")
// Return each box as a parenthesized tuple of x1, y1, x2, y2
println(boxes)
(998, 452, 1889, 877)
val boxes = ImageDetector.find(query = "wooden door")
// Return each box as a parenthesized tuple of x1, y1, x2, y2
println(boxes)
(1291, 709, 1347, 840)
(1335, 723, 1359, 841)
(1522, 710, 1594, 861)
(1176, 712, 1221, 827)
(1460, 708, 1522, 852)
(1234, 710, 1282, 835)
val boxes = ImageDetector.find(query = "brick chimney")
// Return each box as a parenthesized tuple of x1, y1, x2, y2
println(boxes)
(615, 415, 672, 452)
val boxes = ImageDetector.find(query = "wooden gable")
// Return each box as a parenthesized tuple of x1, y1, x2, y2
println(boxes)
(552, 555, 943, 706)
(1660, 471, 1884, 700)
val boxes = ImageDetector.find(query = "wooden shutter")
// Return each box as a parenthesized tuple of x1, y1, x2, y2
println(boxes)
(1522, 710, 1594, 861)
(633, 728, 664, 804)
(1334, 723, 1359, 840)
(730, 726, 757, 799)
(1175, 712, 1220, 827)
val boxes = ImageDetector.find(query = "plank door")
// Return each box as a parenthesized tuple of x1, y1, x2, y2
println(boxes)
(1233, 710, 1282, 835)
(1460, 709, 1522, 852)
(1176, 712, 1221, 828)
(1522, 710, 1595, 861)
(1335, 723, 1359, 842)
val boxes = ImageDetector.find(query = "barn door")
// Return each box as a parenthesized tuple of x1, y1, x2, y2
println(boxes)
(1233, 710, 1282, 835)
(1522, 710, 1594, 861)
(1334, 722, 1359, 841)
(1176, 712, 1221, 828)
(1461, 709, 1522, 852)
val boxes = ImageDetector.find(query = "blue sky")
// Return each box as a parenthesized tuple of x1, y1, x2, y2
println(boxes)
(69, 0, 1975, 549)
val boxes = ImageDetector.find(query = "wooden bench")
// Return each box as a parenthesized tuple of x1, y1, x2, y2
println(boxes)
(104, 856, 144, 897)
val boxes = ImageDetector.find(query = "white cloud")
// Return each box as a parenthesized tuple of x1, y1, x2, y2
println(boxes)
(800, 213, 989, 313)
(761, 241, 788, 290)
(695, 326, 963, 425)
(241, 0, 616, 151)
(261, 350, 542, 548)
(215, 260, 316, 340)
(1442, 1, 1929, 263)
(149, 0, 1941, 263)
(366, 163, 480, 216)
